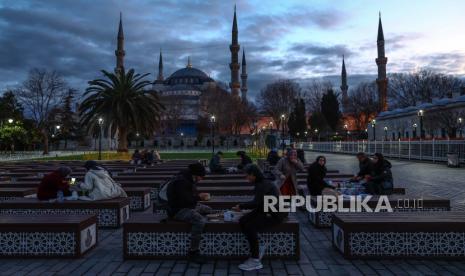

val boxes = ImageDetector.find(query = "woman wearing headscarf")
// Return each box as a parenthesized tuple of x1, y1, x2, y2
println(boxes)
(37, 167, 72, 200)
(77, 160, 127, 201)
(307, 156, 334, 196)
(365, 153, 393, 195)
(233, 164, 287, 271)
(273, 149, 305, 195)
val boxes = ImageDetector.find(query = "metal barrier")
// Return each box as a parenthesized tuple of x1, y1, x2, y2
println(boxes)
(301, 140, 465, 164)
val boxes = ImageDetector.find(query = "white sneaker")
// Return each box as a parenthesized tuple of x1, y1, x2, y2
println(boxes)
(238, 258, 263, 271)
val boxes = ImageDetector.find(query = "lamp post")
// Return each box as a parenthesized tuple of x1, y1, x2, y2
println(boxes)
(280, 114, 286, 153)
(371, 120, 376, 141)
(344, 124, 348, 141)
(98, 118, 104, 160)
(304, 131, 308, 142)
(413, 123, 418, 139)
(458, 117, 463, 138)
(8, 118, 14, 124)
(384, 126, 388, 141)
(314, 129, 319, 142)
(210, 115, 216, 156)
(418, 109, 424, 139)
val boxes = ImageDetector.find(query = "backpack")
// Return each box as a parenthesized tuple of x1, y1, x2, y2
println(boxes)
(155, 176, 177, 211)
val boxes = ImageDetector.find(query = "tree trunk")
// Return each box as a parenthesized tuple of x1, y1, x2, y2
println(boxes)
(117, 126, 128, 152)
(42, 129, 49, 155)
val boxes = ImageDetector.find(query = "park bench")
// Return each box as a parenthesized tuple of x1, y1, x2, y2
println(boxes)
(123, 213, 299, 260)
(332, 212, 465, 259)
(0, 188, 36, 201)
(0, 214, 97, 258)
(153, 196, 253, 214)
(309, 195, 450, 228)
(124, 187, 151, 211)
(197, 186, 254, 196)
(297, 185, 406, 196)
(0, 197, 130, 228)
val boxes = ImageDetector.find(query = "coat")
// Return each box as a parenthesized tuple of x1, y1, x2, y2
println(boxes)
(273, 157, 305, 192)
(79, 169, 127, 201)
(37, 171, 72, 200)
(307, 162, 332, 196)
(166, 170, 200, 217)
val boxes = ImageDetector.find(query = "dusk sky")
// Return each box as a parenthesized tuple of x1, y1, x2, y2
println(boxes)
(1, 0, 465, 100)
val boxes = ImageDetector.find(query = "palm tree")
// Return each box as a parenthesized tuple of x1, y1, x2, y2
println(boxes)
(80, 69, 164, 152)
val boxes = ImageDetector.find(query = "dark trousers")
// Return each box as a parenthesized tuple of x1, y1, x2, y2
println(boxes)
(239, 209, 281, 258)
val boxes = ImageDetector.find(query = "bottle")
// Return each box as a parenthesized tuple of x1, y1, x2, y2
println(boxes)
(57, 190, 64, 203)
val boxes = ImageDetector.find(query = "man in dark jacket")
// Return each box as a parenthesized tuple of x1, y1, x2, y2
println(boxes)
(353, 152, 373, 181)
(209, 151, 225, 173)
(237, 151, 253, 170)
(167, 162, 211, 263)
(365, 153, 393, 195)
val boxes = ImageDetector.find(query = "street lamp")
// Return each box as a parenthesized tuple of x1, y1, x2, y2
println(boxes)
(281, 114, 286, 153)
(8, 118, 14, 124)
(344, 124, 348, 140)
(458, 117, 463, 138)
(314, 128, 320, 142)
(269, 121, 273, 130)
(98, 117, 104, 160)
(418, 109, 424, 139)
(384, 126, 388, 141)
(413, 123, 418, 139)
(210, 115, 216, 156)
(371, 119, 376, 141)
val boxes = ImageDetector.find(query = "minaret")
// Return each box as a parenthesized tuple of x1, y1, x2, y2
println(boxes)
(240, 49, 248, 102)
(229, 5, 241, 97)
(187, 56, 192, 68)
(341, 55, 349, 113)
(376, 12, 388, 111)
(157, 49, 163, 81)
(114, 12, 125, 75)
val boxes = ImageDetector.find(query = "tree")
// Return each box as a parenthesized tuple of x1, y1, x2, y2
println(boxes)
(60, 89, 81, 149)
(388, 69, 465, 109)
(303, 80, 333, 113)
(15, 68, 68, 154)
(288, 98, 307, 139)
(308, 112, 328, 133)
(0, 91, 24, 122)
(321, 89, 341, 131)
(347, 82, 379, 132)
(424, 108, 465, 138)
(80, 69, 165, 152)
(258, 79, 301, 129)
(0, 121, 27, 153)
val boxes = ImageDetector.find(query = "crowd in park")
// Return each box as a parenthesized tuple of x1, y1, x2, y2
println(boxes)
(32, 147, 395, 270)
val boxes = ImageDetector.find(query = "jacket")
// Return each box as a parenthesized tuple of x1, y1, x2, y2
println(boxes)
(273, 157, 305, 192)
(167, 170, 201, 217)
(209, 154, 223, 173)
(238, 155, 253, 169)
(307, 162, 333, 196)
(357, 158, 373, 178)
(80, 169, 127, 201)
(266, 151, 280, 166)
(371, 160, 393, 184)
(239, 179, 287, 220)
(37, 171, 72, 200)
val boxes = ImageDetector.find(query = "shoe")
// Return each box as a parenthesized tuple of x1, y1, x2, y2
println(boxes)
(188, 250, 206, 264)
(238, 258, 263, 271)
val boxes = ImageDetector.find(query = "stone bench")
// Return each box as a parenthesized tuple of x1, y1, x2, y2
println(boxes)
(297, 185, 406, 196)
(124, 187, 151, 211)
(0, 188, 36, 201)
(0, 214, 97, 258)
(0, 198, 130, 228)
(153, 196, 253, 214)
(309, 195, 450, 228)
(123, 213, 299, 260)
(332, 212, 465, 259)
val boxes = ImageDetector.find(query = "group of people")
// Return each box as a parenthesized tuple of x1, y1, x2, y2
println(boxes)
(37, 160, 127, 201)
(306, 152, 394, 196)
(130, 149, 161, 165)
(208, 150, 253, 173)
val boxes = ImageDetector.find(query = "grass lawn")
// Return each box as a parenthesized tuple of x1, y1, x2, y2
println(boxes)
(35, 151, 266, 161)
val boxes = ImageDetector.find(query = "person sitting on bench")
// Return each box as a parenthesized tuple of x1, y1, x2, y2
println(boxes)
(365, 153, 393, 195)
(307, 156, 335, 196)
(273, 149, 305, 195)
(167, 162, 212, 264)
(209, 151, 225, 174)
(77, 161, 127, 200)
(130, 149, 142, 165)
(352, 152, 373, 181)
(233, 164, 287, 271)
(37, 167, 72, 200)
(237, 150, 253, 170)
(266, 148, 280, 166)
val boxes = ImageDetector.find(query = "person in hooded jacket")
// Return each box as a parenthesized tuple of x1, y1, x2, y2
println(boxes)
(307, 156, 335, 196)
(237, 151, 253, 170)
(77, 160, 127, 200)
(266, 149, 280, 166)
(37, 167, 72, 200)
(364, 153, 393, 195)
(233, 164, 287, 271)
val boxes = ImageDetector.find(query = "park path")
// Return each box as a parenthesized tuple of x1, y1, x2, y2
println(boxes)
(305, 152, 465, 211)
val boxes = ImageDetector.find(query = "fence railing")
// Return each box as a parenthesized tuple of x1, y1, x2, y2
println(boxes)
(301, 140, 465, 164)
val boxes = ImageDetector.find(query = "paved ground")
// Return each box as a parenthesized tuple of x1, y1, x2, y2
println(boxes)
(1, 155, 465, 275)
